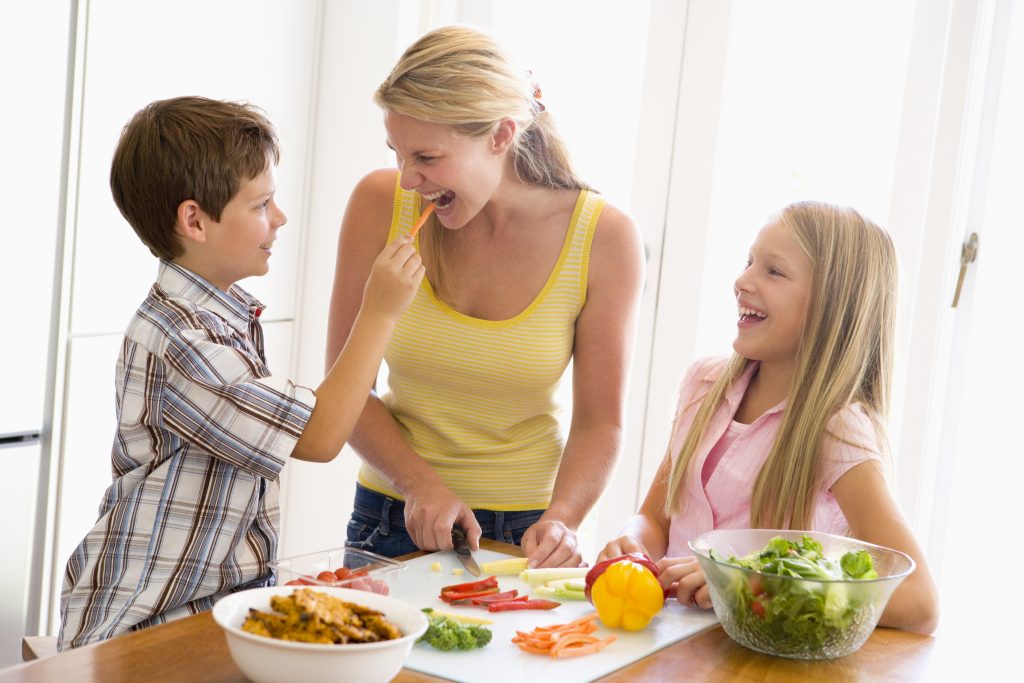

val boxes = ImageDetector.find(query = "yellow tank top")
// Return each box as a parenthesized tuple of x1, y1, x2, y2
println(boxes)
(356, 179, 604, 510)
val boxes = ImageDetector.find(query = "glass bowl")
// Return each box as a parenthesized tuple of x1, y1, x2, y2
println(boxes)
(689, 528, 915, 660)
(269, 546, 404, 596)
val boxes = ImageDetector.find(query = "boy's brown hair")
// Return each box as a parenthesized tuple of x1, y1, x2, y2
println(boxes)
(110, 96, 280, 260)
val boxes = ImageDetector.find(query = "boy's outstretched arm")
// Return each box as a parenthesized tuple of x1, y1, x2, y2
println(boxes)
(832, 460, 940, 634)
(291, 238, 423, 463)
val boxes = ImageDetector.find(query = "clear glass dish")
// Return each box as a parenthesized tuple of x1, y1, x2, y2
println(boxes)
(270, 546, 405, 596)
(690, 528, 914, 660)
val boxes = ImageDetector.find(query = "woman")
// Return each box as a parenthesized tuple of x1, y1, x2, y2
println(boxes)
(326, 25, 644, 568)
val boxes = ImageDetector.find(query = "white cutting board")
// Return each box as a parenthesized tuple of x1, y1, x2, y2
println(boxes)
(394, 548, 719, 683)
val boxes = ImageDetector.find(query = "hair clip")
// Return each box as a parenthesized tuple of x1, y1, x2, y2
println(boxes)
(527, 70, 545, 112)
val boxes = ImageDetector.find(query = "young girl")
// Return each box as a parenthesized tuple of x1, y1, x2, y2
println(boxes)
(597, 201, 939, 634)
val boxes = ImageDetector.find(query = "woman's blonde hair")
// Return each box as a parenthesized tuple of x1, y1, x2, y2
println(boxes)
(664, 201, 898, 529)
(375, 25, 589, 299)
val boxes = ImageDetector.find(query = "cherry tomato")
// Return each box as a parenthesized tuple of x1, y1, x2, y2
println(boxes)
(334, 567, 352, 580)
(317, 571, 339, 584)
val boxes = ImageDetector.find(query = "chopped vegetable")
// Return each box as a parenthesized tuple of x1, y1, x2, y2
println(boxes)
(451, 567, 464, 576)
(534, 584, 587, 601)
(422, 607, 493, 625)
(586, 556, 665, 631)
(709, 535, 882, 654)
(518, 567, 589, 586)
(488, 598, 561, 612)
(441, 576, 499, 593)
(419, 609, 493, 651)
(468, 590, 520, 604)
(479, 557, 530, 575)
(430, 562, 441, 572)
(441, 587, 500, 604)
(512, 613, 616, 658)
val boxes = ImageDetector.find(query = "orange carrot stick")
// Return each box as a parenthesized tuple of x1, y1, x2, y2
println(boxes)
(410, 202, 435, 237)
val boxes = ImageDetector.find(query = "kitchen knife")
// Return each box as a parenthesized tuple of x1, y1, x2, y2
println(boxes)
(451, 526, 482, 577)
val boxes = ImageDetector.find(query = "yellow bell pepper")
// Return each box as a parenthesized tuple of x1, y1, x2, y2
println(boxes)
(589, 559, 665, 630)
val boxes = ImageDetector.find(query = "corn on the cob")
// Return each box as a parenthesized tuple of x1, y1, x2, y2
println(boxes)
(479, 557, 530, 576)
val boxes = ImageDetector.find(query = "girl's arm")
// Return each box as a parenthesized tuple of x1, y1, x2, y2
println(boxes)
(520, 202, 645, 567)
(831, 460, 940, 634)
(595, 447, 715, 608)
(324, 169, 482, 551)
(596, 447, 673, 562)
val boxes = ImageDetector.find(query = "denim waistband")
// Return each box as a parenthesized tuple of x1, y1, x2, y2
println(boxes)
(352, 483, 543, 536)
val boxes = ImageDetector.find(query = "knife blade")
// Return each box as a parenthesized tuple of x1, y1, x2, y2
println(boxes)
(451, 526, 482, 577)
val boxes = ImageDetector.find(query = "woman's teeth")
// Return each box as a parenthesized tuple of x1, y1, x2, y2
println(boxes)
(422, 189, 456, 208)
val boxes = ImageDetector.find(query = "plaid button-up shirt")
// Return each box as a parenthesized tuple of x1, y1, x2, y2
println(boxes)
(59, 261, 315, 649)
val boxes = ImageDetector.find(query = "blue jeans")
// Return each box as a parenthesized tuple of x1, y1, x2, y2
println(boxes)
(345, 483, 544, 558)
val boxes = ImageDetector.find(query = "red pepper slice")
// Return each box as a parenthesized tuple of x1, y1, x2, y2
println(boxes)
(470, 590, 522, 605)
(440, 576, 499, 593)
(440, 587, 501, 603)
(487, 599, 561, 612)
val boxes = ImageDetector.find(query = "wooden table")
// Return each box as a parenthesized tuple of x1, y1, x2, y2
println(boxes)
(1, 541, 954, 682)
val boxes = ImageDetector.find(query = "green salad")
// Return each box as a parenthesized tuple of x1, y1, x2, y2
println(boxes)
(709, 535, 879, 654)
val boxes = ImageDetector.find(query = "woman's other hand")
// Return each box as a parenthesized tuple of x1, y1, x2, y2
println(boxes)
(521, 519, 582, 568)
(656, 556, 711, 609)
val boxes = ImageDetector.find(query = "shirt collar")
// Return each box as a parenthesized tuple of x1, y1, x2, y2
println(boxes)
(156, 261, 265, 324)
(700, 358, 787, 417)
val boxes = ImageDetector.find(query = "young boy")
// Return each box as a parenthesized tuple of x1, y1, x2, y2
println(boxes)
(58, 96, 424, 649)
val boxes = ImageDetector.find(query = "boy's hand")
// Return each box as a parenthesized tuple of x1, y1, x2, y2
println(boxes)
(362, 237, 424, 319)
(656, 556, 712, 609)
(596, 534, 648, 563)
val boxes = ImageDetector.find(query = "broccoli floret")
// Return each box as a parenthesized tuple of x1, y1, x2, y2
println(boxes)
(418, 612, 492, 651)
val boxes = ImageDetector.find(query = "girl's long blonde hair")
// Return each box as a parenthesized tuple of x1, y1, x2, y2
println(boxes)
(664, 202, 898, 529)
(374, 25, 589, 299)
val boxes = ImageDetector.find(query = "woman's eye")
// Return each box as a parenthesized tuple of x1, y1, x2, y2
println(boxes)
(418, 155, 435, 164)
(768, 267, 783, 276)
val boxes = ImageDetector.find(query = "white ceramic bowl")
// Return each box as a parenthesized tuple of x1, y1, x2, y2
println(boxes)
(212, 585, 428, 683)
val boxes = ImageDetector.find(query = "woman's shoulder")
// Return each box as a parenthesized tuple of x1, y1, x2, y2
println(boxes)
(589, 195, 641, 246)
(342, 168, 400, 241)
(584, 194, 644, 291)
(352, 168, 400, 204)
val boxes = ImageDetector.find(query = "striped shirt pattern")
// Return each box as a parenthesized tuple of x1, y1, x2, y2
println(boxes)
(59, 261, 315, 649)
(357, 180, 602, 510)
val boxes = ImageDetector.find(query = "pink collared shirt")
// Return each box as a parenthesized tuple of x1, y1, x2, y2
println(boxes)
(664, 356, 882, 557)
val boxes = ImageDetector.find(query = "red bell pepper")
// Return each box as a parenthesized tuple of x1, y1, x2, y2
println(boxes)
(440, 576, 499, 594)
(441, 587, 501, 603)
(584, 553, 666, 602)
(469, 590, 521, 605)
(487, 598, 561, 612)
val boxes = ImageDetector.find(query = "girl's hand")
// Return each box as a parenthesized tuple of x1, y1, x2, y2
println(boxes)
(656, 556, 712, 609)
(596, 535, 649, 563)
(362, 237, 424, 319)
